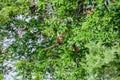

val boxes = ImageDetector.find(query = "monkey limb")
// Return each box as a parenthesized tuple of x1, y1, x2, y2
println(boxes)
(43, 43, 59, 51)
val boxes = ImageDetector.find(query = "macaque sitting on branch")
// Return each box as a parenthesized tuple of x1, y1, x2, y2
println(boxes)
(86, 0, 98, 14)
(72, 43, 79, 54)
(56, 32, 64, 44)
(44, 32, 65, 51)
(86, 7, 94, 14)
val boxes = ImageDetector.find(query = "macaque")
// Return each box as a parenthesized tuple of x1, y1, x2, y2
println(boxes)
(72, 43, 79, 54)
(56, 32, 64, 44)
(86, 0, 94, 14)
(86, 7, 93, 14)
(44, 32, 64, 51)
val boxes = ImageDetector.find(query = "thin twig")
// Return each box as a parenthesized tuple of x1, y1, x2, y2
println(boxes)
(43, 43, 59, 51)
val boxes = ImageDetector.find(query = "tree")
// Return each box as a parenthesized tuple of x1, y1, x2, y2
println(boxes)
(0, 0, 120, 79)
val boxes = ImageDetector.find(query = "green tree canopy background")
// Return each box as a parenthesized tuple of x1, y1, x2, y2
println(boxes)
(0, 0, 120, 80)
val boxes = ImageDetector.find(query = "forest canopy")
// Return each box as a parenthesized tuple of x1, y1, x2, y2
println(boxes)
(0, 0, 120, 80)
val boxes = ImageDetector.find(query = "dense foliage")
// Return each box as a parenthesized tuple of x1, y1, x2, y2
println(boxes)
(0, 0, 120, 80)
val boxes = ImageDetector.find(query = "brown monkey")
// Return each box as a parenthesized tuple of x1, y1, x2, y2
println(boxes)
(72, 43, 79, 54)
(44, 32, 64, 51)
(56, 32, 64, 44)
(86, 7, 93, 14)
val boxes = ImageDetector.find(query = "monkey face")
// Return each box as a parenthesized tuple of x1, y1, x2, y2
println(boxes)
(86, 8, 93, 14)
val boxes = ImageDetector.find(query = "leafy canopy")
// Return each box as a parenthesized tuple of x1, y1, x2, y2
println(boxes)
(0, 0, 120, 80)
